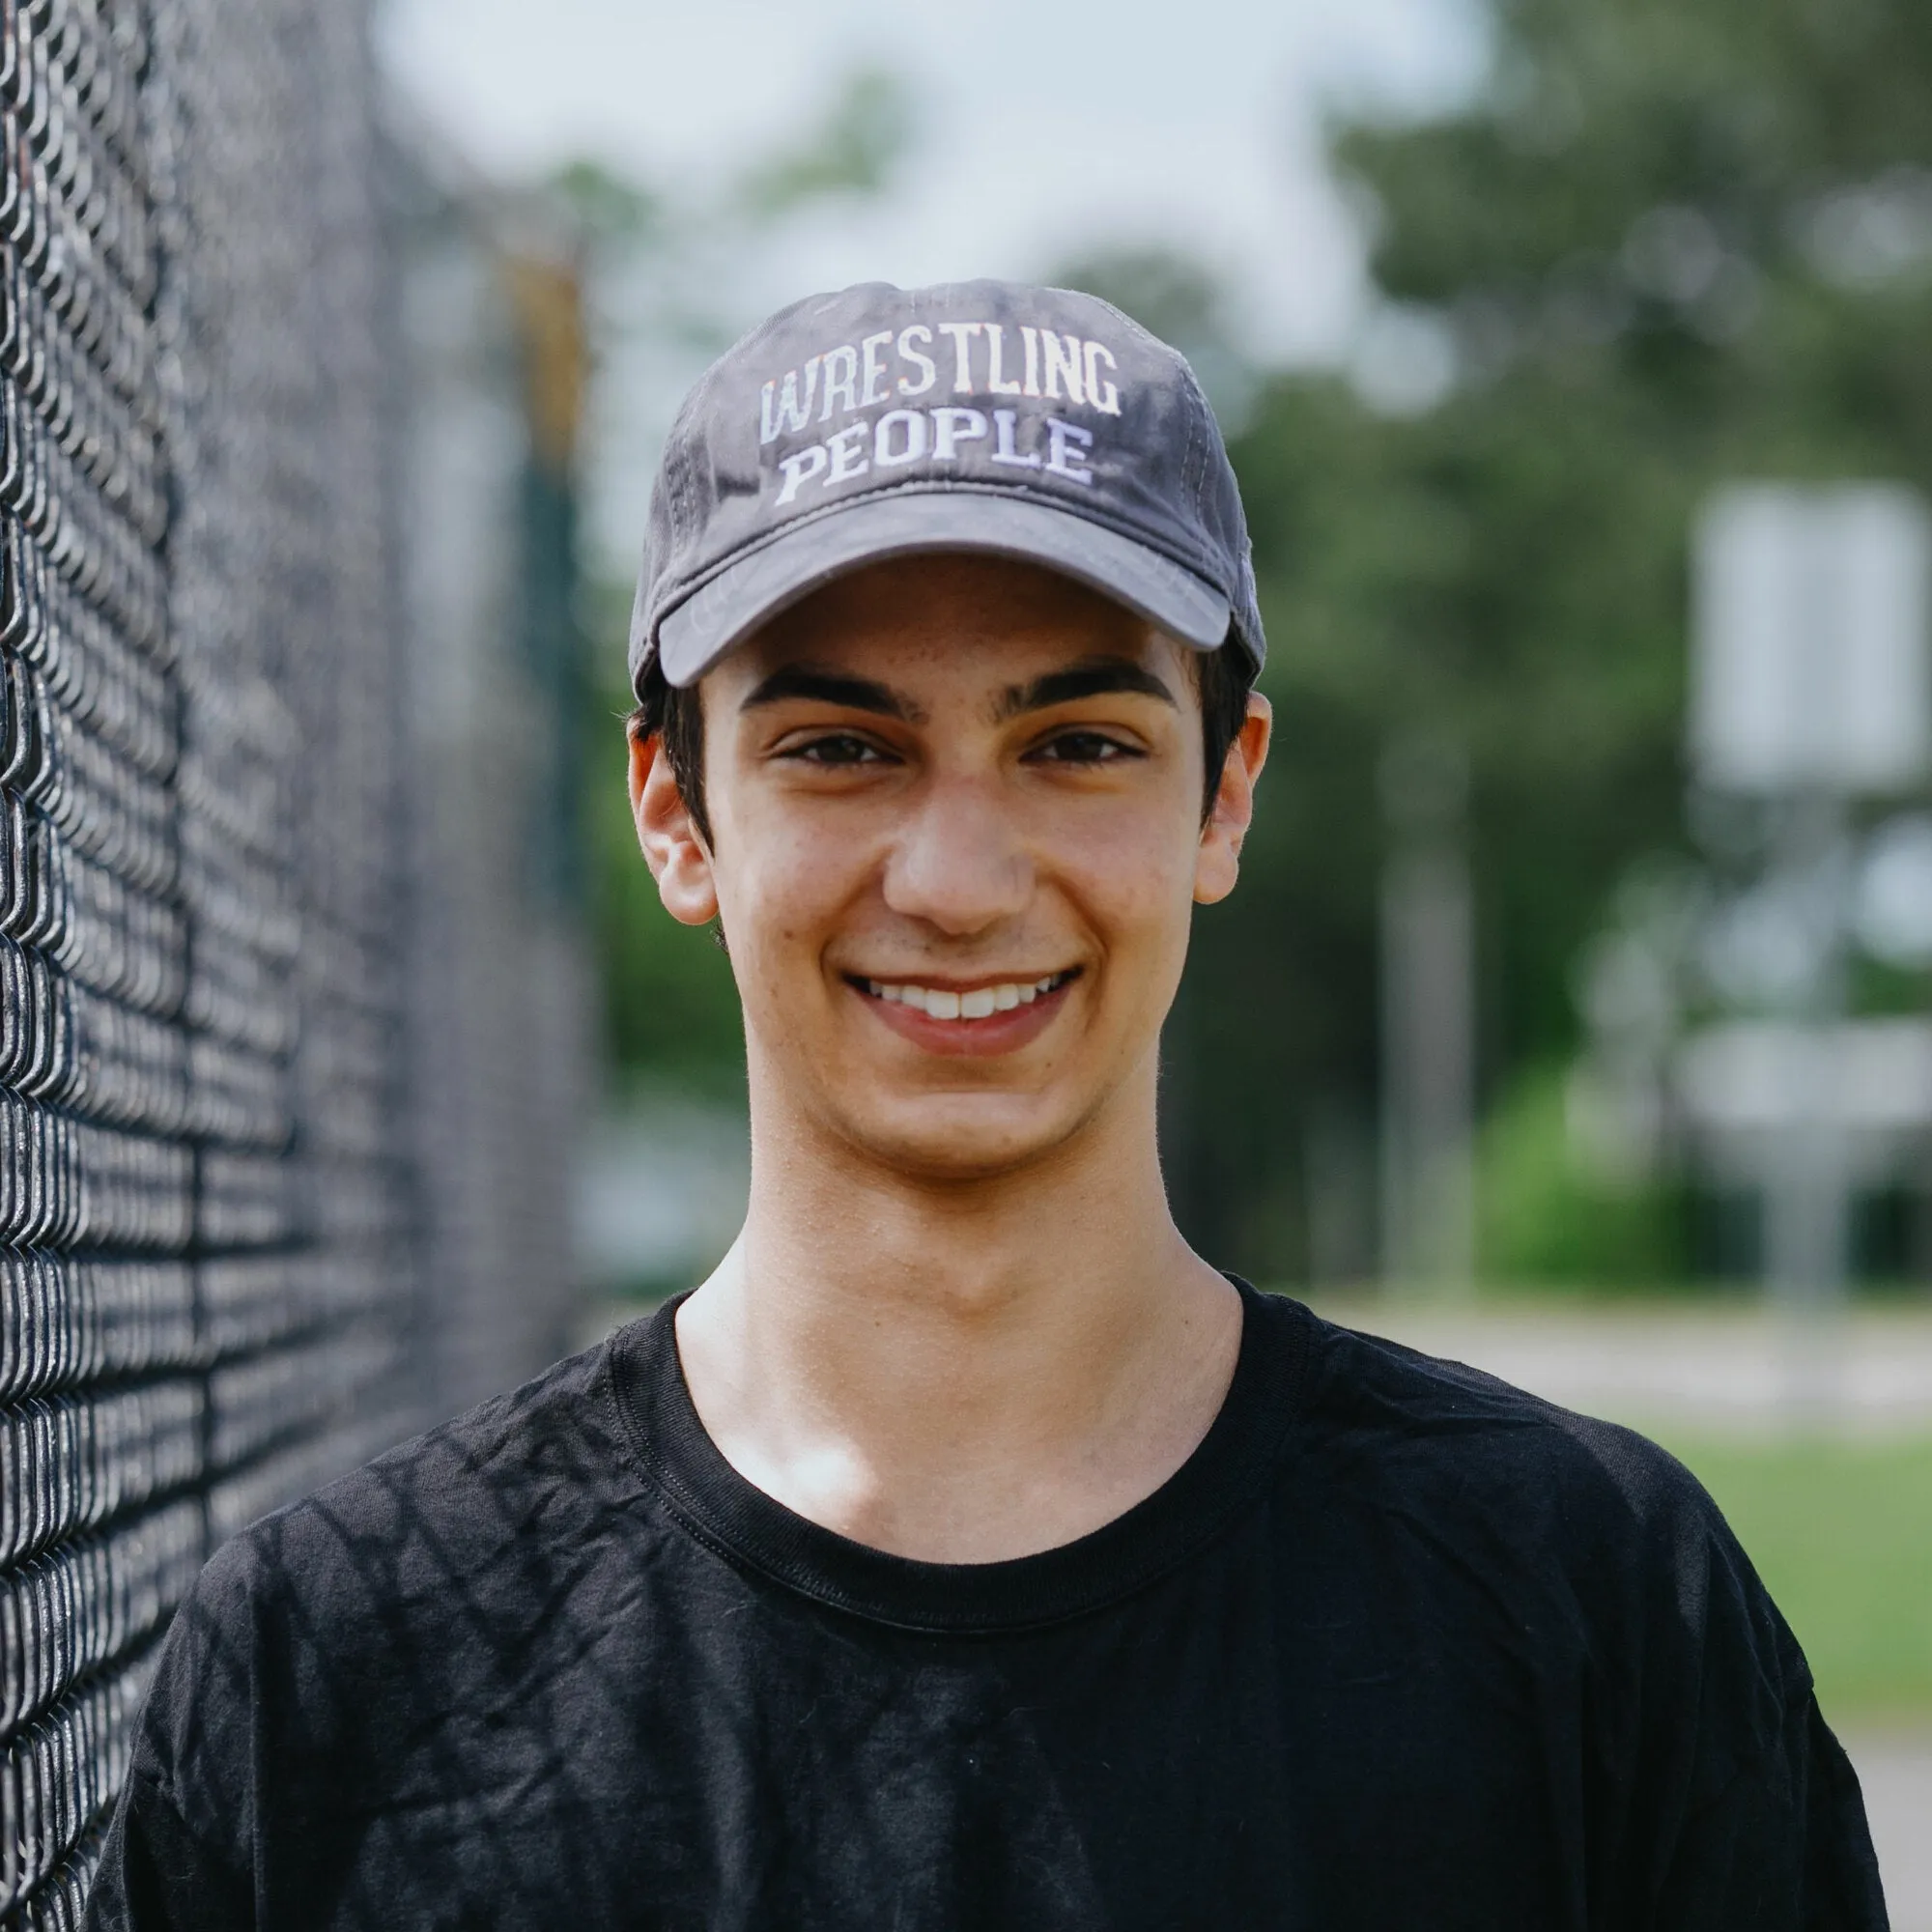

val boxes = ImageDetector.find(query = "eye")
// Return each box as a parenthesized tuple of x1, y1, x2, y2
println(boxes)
(1027, 729, 1141, 766)
(785, 732, 893, 767)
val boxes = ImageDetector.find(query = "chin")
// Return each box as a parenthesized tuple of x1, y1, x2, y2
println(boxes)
(838, 1094, 1088, 1182)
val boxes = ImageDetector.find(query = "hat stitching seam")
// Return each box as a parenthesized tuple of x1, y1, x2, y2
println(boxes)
(667, 438, 691, 557)
(1189, 368, 1216, 518)
(1185, 389, 1206, 517)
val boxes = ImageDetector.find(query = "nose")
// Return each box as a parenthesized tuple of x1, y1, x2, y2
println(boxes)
(880, 774, 1033, 936)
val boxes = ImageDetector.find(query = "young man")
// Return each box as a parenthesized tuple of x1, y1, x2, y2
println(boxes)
(92, 281, 1885, 1928)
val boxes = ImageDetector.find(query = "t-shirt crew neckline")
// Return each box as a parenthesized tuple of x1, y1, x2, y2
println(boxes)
(606, 1276, 1314, 1636)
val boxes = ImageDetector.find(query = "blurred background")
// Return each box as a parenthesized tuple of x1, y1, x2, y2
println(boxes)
(382, 0, 1932, 1905)
(3, 0, 1928, 1919)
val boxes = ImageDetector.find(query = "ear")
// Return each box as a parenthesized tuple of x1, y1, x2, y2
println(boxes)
(628, 723, 719, 927)
(1193, 692, 1271, 906)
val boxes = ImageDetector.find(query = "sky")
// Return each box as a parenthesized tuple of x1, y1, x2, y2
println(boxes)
(377, 0, 1485, 572)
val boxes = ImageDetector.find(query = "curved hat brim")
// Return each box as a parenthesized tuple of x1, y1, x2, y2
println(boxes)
(648, 490, 1234, 691)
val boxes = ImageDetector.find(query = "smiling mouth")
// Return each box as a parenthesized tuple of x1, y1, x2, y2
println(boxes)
(849, 969, 1080, 1021)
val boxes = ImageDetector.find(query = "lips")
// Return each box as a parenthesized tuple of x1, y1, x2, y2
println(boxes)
(858, 971, 1076, 1021)
(844, 968, 1081, 1055)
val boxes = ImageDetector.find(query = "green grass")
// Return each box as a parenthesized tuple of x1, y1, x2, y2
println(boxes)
(1657, 1433, 1932, 1720)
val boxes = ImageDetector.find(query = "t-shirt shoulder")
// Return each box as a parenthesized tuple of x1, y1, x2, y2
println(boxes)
(1299, 1306, 1719, 1527)
(188, 1332, 640, 1634)
(126, 1334, 652, 1876)
(1290, 1304, 1811, 1742)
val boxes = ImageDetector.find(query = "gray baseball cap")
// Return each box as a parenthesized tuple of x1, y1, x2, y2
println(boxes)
(629, 278, 1265, 696)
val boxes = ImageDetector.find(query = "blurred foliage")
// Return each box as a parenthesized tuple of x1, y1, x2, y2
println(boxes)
(1474, 1064, 1688, 1287)
(550, 69, 923, 386)
(1662, 1430, 1932, 1717)
(549, 160, 662, 246)
(735, 69, 916, 219)
(584, 588, 746, 1097)
(1086, 0, 1932, 1283)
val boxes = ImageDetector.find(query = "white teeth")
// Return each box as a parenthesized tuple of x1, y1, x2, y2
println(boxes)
(865, 976, 1068, 1017)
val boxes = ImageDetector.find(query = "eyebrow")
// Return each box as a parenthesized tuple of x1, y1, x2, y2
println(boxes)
(992, 658, 1179, 722)
(739, 664, 925, 723)
(738, 655, 1178, 725)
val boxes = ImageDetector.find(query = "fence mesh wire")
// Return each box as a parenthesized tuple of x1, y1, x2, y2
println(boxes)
(0, 4, 584, 1921)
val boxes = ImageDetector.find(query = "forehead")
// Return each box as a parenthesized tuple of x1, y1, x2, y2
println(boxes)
(709, 554, 1190, 698)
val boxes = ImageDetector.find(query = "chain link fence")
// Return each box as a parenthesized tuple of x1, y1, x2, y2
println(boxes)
(0, 4, 587, 1921)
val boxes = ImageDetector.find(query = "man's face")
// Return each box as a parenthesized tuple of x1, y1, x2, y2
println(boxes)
(633, 554, 1267, 1182)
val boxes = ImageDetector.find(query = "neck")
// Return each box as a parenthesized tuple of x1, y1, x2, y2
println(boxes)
(672, 1052, 1243, 1562)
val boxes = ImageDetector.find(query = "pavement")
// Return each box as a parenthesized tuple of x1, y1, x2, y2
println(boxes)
(1306, 1294, 1932, 1439)
(1844, 1732, 1932, 1930)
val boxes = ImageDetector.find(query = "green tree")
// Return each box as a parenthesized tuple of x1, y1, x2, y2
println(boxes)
(1106, 0, 1932, 1282)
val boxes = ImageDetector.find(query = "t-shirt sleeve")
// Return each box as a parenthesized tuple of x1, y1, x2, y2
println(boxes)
(1653, 1685, 1889, 1930)
(83, 1544, 264, 1931)
(84, 1768, 254, 1931)
(1589, 1427, 1890, 1931)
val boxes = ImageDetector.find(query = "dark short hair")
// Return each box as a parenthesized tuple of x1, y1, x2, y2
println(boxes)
(629, 635, 1257, 848)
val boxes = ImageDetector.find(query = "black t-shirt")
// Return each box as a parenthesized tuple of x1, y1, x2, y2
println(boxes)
(88, 1283, 1886, 1930)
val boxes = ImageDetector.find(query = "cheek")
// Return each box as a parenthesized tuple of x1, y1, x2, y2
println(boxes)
(1056, 802, 1202, 942)
(710, 802, 870, 963)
